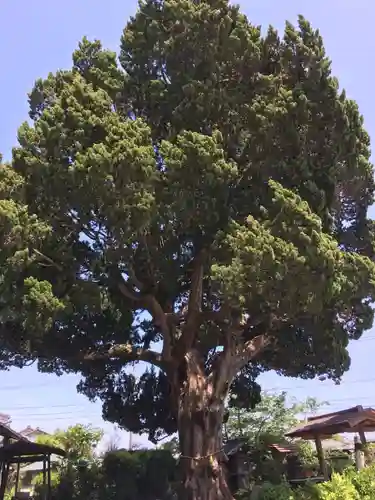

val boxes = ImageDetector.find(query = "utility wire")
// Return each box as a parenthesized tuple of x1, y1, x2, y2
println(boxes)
(3, 395, 375, 418)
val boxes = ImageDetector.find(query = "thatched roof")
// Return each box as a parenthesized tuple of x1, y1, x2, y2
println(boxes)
(286, 406, 375, 439)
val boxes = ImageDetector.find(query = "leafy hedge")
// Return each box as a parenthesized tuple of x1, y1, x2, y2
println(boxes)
(237, 465, 375, 500)
(37, 448, 375, 500)
(35, 449, 177, 500)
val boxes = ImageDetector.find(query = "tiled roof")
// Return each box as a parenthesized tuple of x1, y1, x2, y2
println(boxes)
(20, 426, 48, 436)
(270, 443, 300, 454)
(286, 406, 375, 439)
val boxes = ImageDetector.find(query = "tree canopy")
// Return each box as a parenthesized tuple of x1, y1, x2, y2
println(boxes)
(1, 0, 374, 470)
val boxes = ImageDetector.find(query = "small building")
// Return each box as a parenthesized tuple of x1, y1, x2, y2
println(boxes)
(286, 405, 375, 480)
(19, 427, 49, 442)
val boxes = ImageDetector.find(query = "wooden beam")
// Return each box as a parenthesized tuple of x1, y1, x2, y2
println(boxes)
(359, 428, 367, 444)
(0, 455, 47, 464)
(314, 435, 329, 481)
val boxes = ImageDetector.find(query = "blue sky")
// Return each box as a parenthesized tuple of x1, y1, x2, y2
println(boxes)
(1, 0, 375, 447)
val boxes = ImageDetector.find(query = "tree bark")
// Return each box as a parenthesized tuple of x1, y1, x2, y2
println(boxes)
(176, 349, 234, 500)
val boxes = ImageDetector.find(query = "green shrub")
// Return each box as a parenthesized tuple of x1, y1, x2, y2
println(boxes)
(249, 463, 375, 500)
(294, 483, 320, 500)
(102, 449, 176, 499)
(258, 482, 296, 500)
(314, 473, 360, 500)
(33, 448, 177, 500)
(345, 464, 375, 500)
(236, 482, 297, 500)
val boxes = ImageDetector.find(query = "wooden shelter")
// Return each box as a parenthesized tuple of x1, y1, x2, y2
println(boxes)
(286, 405, 375, 480)
(0, 441, 65, 500)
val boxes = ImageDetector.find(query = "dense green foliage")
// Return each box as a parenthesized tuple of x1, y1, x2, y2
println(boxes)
(31, 424, 103, 498)
(237, 466, 375, 500)
(1, 0, 375, 450)
(38, 449, 177, 500)
(30, 425, 176, 500)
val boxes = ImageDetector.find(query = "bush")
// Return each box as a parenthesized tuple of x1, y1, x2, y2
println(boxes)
(344, 464, 375, 500)
(236, 467, 375, 500)
(258, 482, 296, 500)
(35, 448, 177, 500)
(236, 482, 300, 500)
(102, 449, 177, 500)
(314, 472, 360, 500)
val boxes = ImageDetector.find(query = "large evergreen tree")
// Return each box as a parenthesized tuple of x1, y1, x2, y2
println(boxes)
(1, 1, 375, 498)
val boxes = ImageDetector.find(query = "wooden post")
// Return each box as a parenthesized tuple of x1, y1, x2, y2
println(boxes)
(355, 435, 365, 471)
(314, 435, 329, 481)
(0, 462, 10, 500)
(47, 454, 51, 500)
(358, 428, 369, 464)
(43, 456, 47, 500)
(15, 462, 20, 493)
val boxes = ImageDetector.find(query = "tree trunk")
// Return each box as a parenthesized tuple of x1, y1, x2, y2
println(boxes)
(176, 350, 234, 500)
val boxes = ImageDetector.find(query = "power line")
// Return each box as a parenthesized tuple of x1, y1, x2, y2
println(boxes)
(0, 381, 60, 392)
(9, 410, 98, 417)
(1, 403, 86, 411)
(8, 409, 104, 419)
(0, 394, 365, 413)
(2, 369, 375, 396)
(0, 334, 373, 391)
(11, 415, 100, 422)
(264, 376, 375, 393)
(3, 395, 375, 419)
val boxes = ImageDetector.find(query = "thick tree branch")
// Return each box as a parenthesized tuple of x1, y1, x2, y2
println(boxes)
(117, 277, 173, 361)
(83, 344, 167, 370)
(187, 249, 207, 315)
(233, 335, 272, 374)
(209, 334, 271, 401)
(175, 249, 207, 357)
(118, 281, 142, 301)
(145, 294, 172, 359)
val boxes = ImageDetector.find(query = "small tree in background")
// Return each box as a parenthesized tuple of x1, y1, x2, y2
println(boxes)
(1, 0, 375, 497)
(225, 393, 323, 484)
(36, 424, 103, 463)
(225, 393, 323, 445)
(32, 424, 103, 499)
